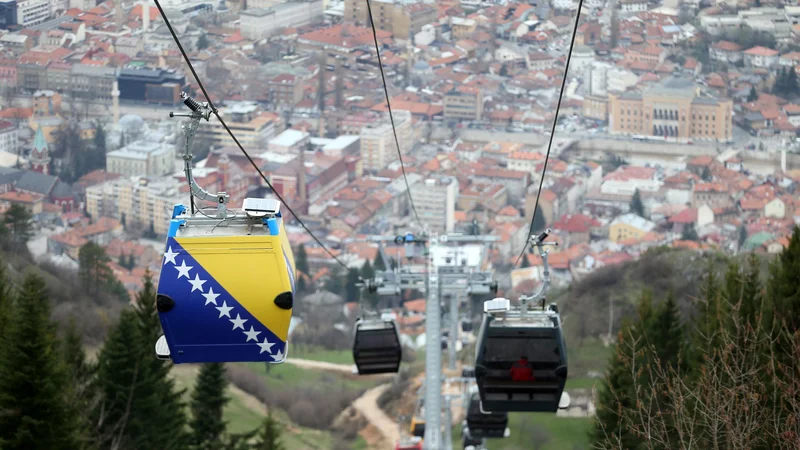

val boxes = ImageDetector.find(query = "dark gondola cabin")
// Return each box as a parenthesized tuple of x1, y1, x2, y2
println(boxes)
(474, 299, 568, 413)
(465, 392, 508, 439)
(461, 320, 473, 332)
(410, 416, 425, 438)
(461, 429, 483, 449)
(352, 317, 402, 375)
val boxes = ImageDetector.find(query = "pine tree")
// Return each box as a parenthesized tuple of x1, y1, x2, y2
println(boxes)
(648, 291, 684, 373)
(591, 291, 653, 450)
(134, 272, 189, 450)
(344, 267, 360, 301)
(197, 33, 209, 50)
(253, 411, 284, 450)
(747, 86, 758, 102)
(295, 245, 308, 292)
(532, 204, 546, 234)
(737, 225, 748, 248)
(94, 309, 161, 450)
(78, 242, 113, 295)
(373, 251, 386, 272)
(0, 274, 83, 450)
(118, 253, 127, 268)
(0, 262, 12, 355)
(189, 363, 229, 450)
(3, 204, 32, 245)
(520, 254, 531, 268)
(127, 254, 135, 270)
(629, 189, 644, 217)
(766, 226, 800, 364)
(681, 223, 699, 241)
(61, 319, 95, 448)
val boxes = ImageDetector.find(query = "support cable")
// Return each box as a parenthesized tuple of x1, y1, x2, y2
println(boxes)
(505, 1, 587, 281)
(152, 0, 348, 269)
(364, 0, 424, 230)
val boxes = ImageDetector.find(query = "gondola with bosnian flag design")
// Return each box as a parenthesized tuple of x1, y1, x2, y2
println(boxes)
(153, 92, 295, 364)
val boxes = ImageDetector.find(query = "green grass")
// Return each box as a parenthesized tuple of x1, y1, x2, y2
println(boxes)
(350, 435, 368, 449)
(566, 376, 600, 390)
(291, 344, 355, 365)
(170, 366, 334, 449)
(453, 414, 593, 450)
(242, 359, 376, 391)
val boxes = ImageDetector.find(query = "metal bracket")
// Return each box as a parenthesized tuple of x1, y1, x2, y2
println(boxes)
(518, 228, 558, 317)
(170, 92, 230, 218)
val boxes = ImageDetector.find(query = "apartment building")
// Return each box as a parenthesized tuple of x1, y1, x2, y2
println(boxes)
(360, 109, 412, 171)
(409, 176, 457, 233)
(343, 0, 435, 39)
(106, 141, 174, 178)
(85, 177, 184, 236)
(444, 87, 483, 121)
(196, 102, 279, 150)
(240, 0, 323, 40)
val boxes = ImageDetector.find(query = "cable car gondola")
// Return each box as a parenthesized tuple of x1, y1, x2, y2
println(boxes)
(155, 198, 296, 364)
(396, 437, 423, 450)
(461, 426, 483, 449)
(410, 416, 425, 438)
(154, 94, 295, 364)
(465, 391, 508, 439)
(473, 298, 568, 413)
(461, 319, 473, 332)
(352, 314, 402, 375)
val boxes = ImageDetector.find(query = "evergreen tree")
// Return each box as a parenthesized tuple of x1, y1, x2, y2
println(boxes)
(189, 363, 229, 450)
(373, 251, 386, 272)
(531, 204, 546, 234)
(0, 274, 83, 450)
(766, 226, 800, 363)
(360, 260, 378, 309)
(737, 224, 748, 248)
(3, 204, 32, 245)
(324, 269, 345, 296)
(118, 253, 127, 269)
(61, 319, 95, 446)
(295, 244, 308, 292)
(197, 33, 209, 50)
(629, 189, 644, 217)
(134, 272, 189, 450)
(747, 86, 759, 102)
(94, 309, 161, 450)
(253, 411, 284, 450)
(78, 242, 113, 295)
(127, 254, 136, 270)
(344, 267, 360, 301)
(648, 291, 684, 373)
(700, 166, 712, 181)
(520, 254, 531, 268)
(0, 263, 12, 355)
(681, 223, 699, 241)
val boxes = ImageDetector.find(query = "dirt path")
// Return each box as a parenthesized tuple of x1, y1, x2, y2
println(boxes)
(353, 384, 401, 447)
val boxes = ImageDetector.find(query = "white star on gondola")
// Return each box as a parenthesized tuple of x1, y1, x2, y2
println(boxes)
(258, 338, 275, 354)
(188, 274, 207, 292)
(271, 350, 284, 362)
(202, 287, 220, 306)
(215, 301, 233, 319)
(243, 326, 261, 342)
(230, 314, 247, 331)
(175, 260, 193, 279)
(163, 246, 178, 265)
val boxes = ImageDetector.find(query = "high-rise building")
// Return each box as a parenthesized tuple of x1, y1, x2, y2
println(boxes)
(359, 110, 412, 171)
(409, 176, 457, 233)
(343, 0, 435, 40)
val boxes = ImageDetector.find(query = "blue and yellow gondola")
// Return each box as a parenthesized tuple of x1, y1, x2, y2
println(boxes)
(154, 198, 295, 364)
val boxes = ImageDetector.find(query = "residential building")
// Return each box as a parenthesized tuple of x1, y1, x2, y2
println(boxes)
(269, 74, 304, 107)
(608, 213, 656, 243)
(692, 182, 731, 209)
(450, 17, 477, 39)
(609, 76, 733, 141)
(196, 102, 279, 150)
(344, 0, 435, 39)
(16, 0, 48, 27)
(269, 129, 309, 154)
(710, 41, 743, 64)
(106, 141, 174, 178)
(744, 46, 779, 69)
(409, 176, 457, 233)
(0, 120, 18, 156)
(444, 86, 483, 121)
(70, 64, 117, 102)
(85, 177, 183, 235)
(240, 0, 323, 40)
(360, 110, 412, 171)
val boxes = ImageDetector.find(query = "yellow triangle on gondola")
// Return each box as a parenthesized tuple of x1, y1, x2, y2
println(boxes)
(174, 233, 294, 341)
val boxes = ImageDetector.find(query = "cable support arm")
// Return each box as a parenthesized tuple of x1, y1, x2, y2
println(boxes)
(518, 229, 558, 316)
(171, 92, 229, 218)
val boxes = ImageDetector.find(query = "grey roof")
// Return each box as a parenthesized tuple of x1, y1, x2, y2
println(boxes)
(15, 171, 58, 195)
(646, 76, 696, 98)
(744, 111, 765, 121)
(71, 64, 117, 78)
(0, 167, 24, 186)
(51, 180, 75, 198)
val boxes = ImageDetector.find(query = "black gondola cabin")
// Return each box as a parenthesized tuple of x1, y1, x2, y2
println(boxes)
(352, 317, 402, 375)
(465, 391, 508, 439)
(473, 299, 568, 413)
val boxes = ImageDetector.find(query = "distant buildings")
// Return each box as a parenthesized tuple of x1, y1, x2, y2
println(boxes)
(197, 103, 279, 150)
(106, 141, 174, 177)
(609, 77, 733, 141)
(409, 176, 457, 233)
(608, 213, 656, 243)
(359, 110, 412, 171)
(444, 87, 483, 121)
(240, 0, 324, 40)
(343, 0, 435, 40)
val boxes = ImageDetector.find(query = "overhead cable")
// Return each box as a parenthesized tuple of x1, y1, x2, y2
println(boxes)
(364, 0, 425, 230)
(506, 1, 588, 279)
(152, 0, 349, 270)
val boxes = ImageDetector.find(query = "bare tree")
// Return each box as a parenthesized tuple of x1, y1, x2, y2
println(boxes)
(596, 306, 800, 450)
